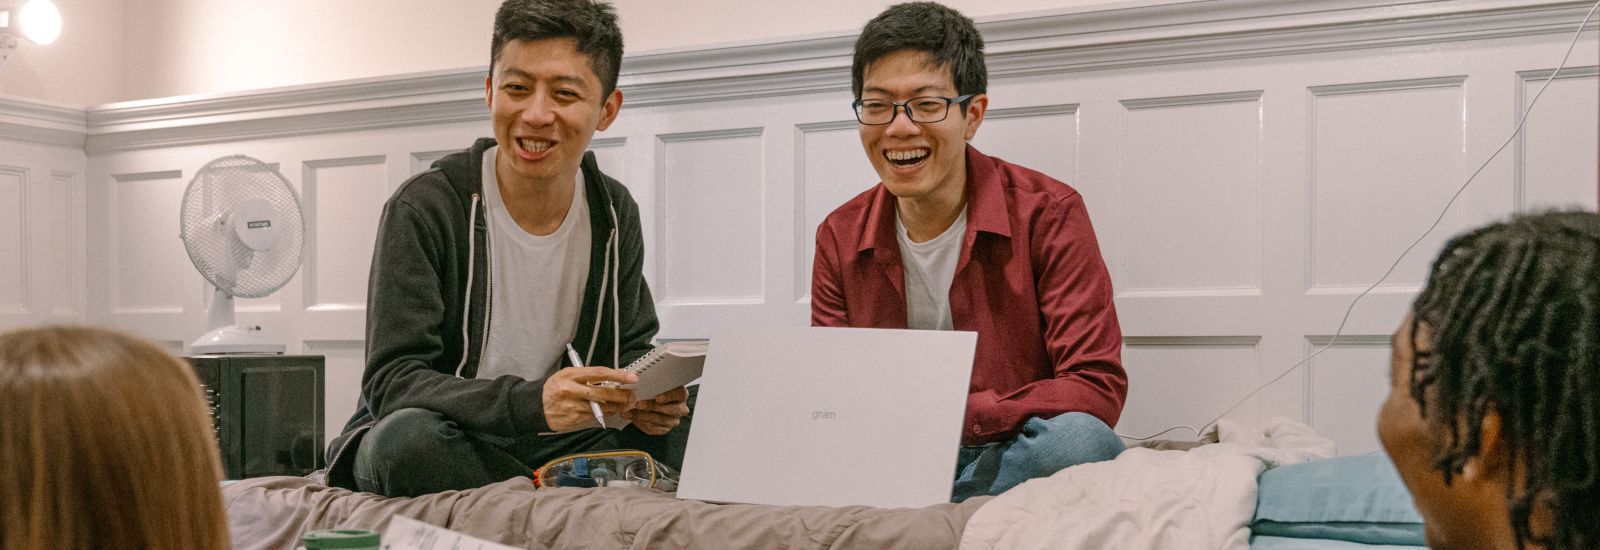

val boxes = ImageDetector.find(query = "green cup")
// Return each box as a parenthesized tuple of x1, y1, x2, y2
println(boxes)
(302, 529, 379, 550)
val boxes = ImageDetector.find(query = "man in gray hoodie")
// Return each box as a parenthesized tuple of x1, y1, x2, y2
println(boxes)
(324, 0, 689, 497)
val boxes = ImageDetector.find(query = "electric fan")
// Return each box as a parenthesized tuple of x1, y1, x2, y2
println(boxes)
(179, 155, 306, 354)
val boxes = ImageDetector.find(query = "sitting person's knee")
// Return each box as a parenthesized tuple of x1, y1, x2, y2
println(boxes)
(1050, 411, 1118, 436)
(1033, 411, 1124, 462)
(362, 408, 456, 465)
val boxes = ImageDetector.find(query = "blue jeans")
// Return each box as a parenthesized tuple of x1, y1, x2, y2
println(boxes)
(951, 412, 1124, 502)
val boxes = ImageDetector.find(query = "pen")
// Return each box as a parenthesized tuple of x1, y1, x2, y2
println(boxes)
(565, 343, 607, 429)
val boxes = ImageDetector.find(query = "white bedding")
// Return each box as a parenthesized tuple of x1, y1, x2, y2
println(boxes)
(959, 417, 1336, 550)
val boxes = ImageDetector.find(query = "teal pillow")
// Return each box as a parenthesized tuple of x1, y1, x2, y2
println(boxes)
(1250, 535, 1425, 549)
(1252, 453, 1425, 546)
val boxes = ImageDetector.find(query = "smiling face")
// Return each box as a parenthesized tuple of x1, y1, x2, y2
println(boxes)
(486, 37, 621, 189)
(857, 49, 986, 206)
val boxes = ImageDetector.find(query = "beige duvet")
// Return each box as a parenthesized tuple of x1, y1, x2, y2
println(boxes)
(223, 476, 988, 550)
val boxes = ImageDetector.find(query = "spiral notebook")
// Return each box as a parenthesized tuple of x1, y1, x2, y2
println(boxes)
(591, 340, 710, 429)
(620, 339, 708, 400)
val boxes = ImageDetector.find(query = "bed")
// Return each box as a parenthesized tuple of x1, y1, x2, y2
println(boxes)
(223, 419, 1426, 550)
(225, 476, 985, 549)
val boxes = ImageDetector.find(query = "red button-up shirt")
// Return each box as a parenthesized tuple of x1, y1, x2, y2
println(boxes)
(812, 145, 1127, 446)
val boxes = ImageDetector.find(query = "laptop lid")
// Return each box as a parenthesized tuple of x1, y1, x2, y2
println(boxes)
(676, 325, 976, 508)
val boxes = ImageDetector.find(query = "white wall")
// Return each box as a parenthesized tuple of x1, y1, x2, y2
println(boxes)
(114, 0, 1165, 102)
(0, 96, 88, 331)
(64, 0, 1599, 455)
(3, 0, 1597, 456)
(6, 0, 1181, 105)
(0, 0, 125, 106)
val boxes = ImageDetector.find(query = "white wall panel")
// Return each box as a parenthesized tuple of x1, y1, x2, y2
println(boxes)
(970, 105, 1080, 187)
(0, 117, 88, 329)
(1518, 67, 1600, 211)
(1306, 336, 1392, 455)
(796, 121, 877, 301)
(656, 129, 766, 304)
(409, 149, 457, 180)
(303, 156, 387, 311)
(0, 167, 27, 313)
(50, 2, 1598, 454)
(1120, 337, 1260, 441)
(47, 171, 85, 316)
(1121, 92, 1263, 294)
(111, 170, 188, 314)
(590, 137, 630, 189)
(306, 340, 366, 444)
(1309, 77, 1488, 292)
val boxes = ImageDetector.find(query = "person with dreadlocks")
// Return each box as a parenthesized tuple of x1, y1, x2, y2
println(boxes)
(1379, 210, 1600, 550)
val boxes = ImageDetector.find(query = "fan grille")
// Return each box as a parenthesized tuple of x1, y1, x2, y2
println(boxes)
(180, 155, 305, 298)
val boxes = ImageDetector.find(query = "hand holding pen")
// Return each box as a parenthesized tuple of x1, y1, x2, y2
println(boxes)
(566, 344, 608, 429)
(538, 345, 637, 433)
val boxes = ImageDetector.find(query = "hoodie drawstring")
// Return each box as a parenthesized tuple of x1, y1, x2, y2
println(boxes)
(585, 225, 617, 366)
(610, 205, 621, 371)
(457, 194, 481, 376)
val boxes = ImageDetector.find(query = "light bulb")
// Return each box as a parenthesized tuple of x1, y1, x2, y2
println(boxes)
(19, 0, 61, 45)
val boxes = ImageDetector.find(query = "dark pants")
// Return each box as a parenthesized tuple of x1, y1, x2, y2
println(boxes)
(352, 394, 694, 497)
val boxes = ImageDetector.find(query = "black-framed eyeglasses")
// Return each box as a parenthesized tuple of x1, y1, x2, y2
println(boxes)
(852, 94, 976, 125)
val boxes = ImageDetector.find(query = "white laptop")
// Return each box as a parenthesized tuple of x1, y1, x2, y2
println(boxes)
(676, 325, 977, 508)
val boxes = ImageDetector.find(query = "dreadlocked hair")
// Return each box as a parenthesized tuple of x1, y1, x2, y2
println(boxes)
(1409, 210, 1600, 550)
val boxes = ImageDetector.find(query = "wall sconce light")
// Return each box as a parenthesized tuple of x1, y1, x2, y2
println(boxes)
(1, 0, 62, 64)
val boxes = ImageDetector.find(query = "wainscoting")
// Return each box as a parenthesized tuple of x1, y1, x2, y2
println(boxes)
(3, 0, 1596, 453)
(0, 100, 88, 331)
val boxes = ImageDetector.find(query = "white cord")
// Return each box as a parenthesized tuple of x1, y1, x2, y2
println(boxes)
(1117, 0, 1600, 442)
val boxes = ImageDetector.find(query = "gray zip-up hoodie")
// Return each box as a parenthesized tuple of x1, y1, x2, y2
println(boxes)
(324, 138, 659, 488)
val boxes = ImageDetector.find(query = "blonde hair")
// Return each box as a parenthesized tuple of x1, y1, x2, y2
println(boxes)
(0, 326, 229, 550)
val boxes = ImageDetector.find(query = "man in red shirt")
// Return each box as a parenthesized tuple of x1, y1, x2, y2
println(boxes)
(812, 2, 1128, 501)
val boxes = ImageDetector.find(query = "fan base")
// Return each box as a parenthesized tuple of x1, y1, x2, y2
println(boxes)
(191, 325, 286, 355)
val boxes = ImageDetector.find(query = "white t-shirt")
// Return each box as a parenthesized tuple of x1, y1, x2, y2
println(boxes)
(896, 208, 967, 331)
(477, 146, 592, 381)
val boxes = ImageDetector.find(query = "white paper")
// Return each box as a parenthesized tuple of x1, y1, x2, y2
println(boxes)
(380, 515, 518, 550)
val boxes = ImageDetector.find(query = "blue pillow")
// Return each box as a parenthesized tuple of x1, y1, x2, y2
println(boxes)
(1252, 453, 1425, 546)
(1250, 535, 1425, 550)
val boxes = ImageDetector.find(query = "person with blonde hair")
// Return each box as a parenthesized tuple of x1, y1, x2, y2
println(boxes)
(0, 325, 230, 549)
